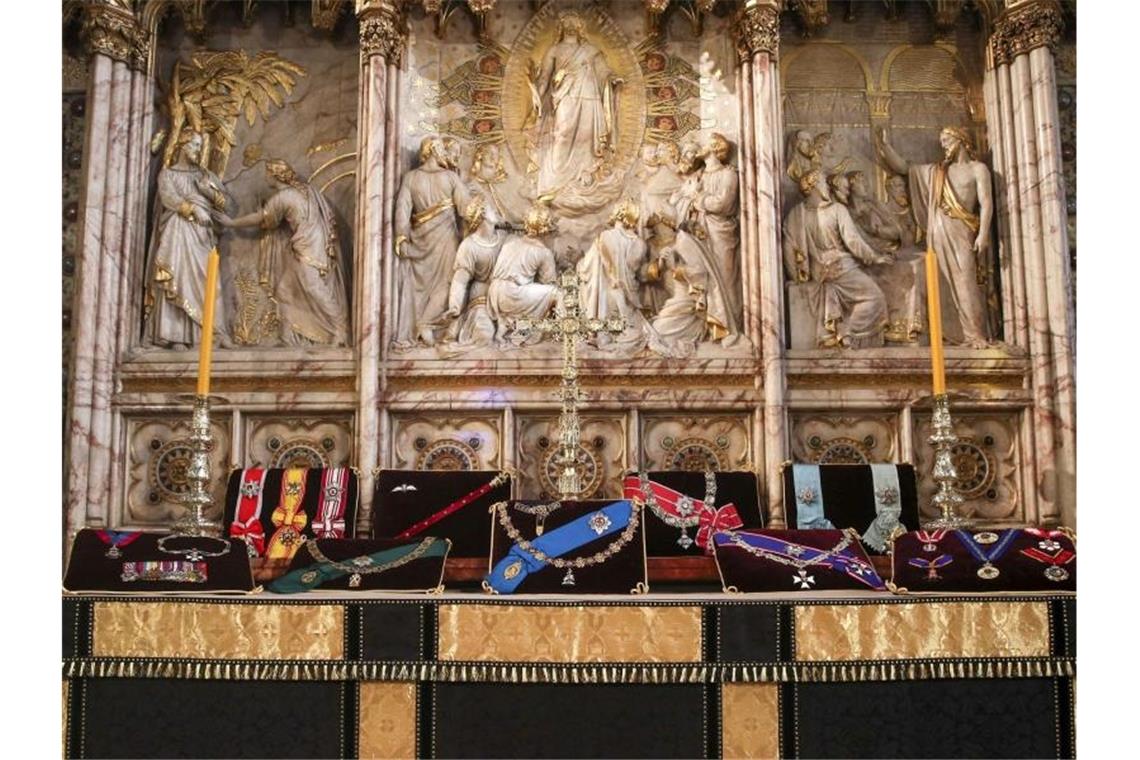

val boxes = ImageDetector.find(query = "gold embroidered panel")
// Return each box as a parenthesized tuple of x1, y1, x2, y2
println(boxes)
(359, 682, 417, 759)
(721, 683, 780, 760)
(62, 680, 69, 758)
(794, 601, 1051, 661)
(91, 602, 345, 660)
(437, 604, 703, 663)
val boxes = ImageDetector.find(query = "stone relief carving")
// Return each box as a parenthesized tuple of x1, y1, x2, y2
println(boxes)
(876, 126, 995, 348)
(126, 414, 231, 526)
(392, 136, 472, 349)
(640, 414, 752, 471)
(392, 413, 502, 470)
(790, 414, 898, 464)
(913, 412, 1019, 522)
(486, 204, 560, 346)
(245, 416, 353, 468)
(516, 413, 626, 499)
(220, 160, 350, 346)
(439, 195, 506, 354)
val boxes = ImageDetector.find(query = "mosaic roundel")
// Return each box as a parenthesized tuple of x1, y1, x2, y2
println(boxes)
(665, 437, 725, 471)
(949, 438, 996, 499)
(148, 439, 195, 501)
(269, 437, 331, 469)
(415, 439, 479, 471)
(810, 436, 872, 465)
(540, 444, 602, 499)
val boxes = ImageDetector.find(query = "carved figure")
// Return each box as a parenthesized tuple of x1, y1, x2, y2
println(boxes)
(392, 136, 472, 348)
(530, 11, 623, 199)
(220, 159, 348, 346)
(442, 196, 505, 351)
(487, 205, 560, 343)
(786, 129, 831, 183)
(144, 131, 232, 348)
(691, 133, 743, 337)
(638, 141, 683, 312)
(470, 143, 509, 218)
(876, 126, 994, 347)
(782, 169, 891, 348)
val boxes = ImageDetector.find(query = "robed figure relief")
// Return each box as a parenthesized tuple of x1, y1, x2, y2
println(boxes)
(221, 160, 349, 346)
(392, 136, 471, 349)
(877, 126, 995, 347)
(529, 12, 622, 204)
(144, 131, 232, 348)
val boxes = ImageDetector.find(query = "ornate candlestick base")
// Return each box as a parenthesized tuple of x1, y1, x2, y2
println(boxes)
(173, 395, 223, 537)
(924, 393, 971, 529)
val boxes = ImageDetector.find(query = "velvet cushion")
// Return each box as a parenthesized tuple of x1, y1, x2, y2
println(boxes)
(781, 464, 920, 553)
(64, 529, 255, 593)
(371, 469, 511, 558)
(625, 470, 765, 557)
(488, 499, 648, 594)
(221, 467, 359, 559)
(277, 537, 450, 591)
(890, 528, 1076, 592)
(713, 529, 886, 592)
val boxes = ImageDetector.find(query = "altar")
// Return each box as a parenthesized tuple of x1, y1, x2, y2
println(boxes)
(63, 591, 1074, 759)
(61, 0, 1078, 758)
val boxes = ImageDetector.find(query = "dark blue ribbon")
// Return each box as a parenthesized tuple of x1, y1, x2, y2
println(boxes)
(486, 501, 633, 594)
(714, 531, 885, 590)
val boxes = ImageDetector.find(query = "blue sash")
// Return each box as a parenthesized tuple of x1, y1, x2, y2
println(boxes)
(486, 500, 632, 594)
(791, 465, 834, 529)
(864, 464, 903, 551)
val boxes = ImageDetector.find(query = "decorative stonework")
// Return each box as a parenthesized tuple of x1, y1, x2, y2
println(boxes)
(789, 0, 830, 38)
(391, 414, 502, 471)
(791, 415, 898, 465)
(928, 0, 966, 32)
(989, 0, 1064, 68)
(735, 1, 780, 61)
(312, 0, 349, 32)
(359, 5, 407, 63)
(80, 4, 148, 71)
(245, 417, 354, 469)
(516, 415, 626, 500)
(641, 415, 752, 471)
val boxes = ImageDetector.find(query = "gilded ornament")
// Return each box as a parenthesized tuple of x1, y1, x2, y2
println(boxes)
(789, 0, 830, 37)
(312, 0, 348, 32)
(989, 0, 1064, 68)
(359, 8, 407, 63)
(734, 1, 779, 61)
(80, 3, 148, 71)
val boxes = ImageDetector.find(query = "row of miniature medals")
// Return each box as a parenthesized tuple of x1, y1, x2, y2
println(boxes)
(911, 528, 1071, 583)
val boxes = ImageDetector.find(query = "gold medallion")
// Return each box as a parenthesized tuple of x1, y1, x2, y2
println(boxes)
(1044, 566, 1069, 582)
(349, 573, 362, 588)
(973, 532, 999, 545)
(503, 560, 522, 581)
(301, 570, 318, 584)
(977, 563, 1000, 580)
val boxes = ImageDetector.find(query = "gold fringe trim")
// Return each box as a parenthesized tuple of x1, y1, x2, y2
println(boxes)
(62, 657, 1075, 684)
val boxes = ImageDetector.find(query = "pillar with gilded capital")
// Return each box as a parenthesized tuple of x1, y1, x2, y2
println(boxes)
(354, 0, 407, 532)
(734, 0, 789, 526)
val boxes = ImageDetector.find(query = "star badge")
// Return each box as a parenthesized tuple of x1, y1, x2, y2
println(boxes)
(792, 569, 816, 589)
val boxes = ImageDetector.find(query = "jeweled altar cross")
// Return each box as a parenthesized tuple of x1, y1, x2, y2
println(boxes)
(512, 270, 626, 498)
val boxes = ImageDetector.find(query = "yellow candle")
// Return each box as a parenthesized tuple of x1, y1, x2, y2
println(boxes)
(196, 248, 220, 397)
(924, 246, 947, 395)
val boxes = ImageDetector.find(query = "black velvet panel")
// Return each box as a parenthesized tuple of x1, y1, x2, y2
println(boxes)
(432, 683, 706, 759)
(63, 531, 255, 593)
(281, 538, 449, 591)
(371, 470, 511, 558)
(794, 678, 1065, 759)
(222, 467, 360, 558)
(80, 679, 344, 759)
(626, 470, 765, 557)
(717, 604, 780, 662)
(782, 464, 920, 552)
(361, 603, 424, 661)
(489, 500, 648, 593)
(890, 529, 1077, 592)
(62, 598, 89, 659)
(713, 530, 885, 593)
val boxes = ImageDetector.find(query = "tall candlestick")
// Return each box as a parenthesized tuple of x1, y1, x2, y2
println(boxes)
(196, 248, 220, 396)
(924, 246, 946, 394)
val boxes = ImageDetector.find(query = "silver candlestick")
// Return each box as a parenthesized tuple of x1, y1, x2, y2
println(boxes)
(924, 393, 971, 529)
(173, 395, 223, 536)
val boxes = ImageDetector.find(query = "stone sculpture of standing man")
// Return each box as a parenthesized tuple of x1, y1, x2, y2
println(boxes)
(144, 131, 232, 348)
(876, 126, 994, 347)
(392, 136, 472, 349)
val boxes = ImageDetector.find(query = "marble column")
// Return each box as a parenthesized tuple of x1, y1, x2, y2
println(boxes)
(735, 1, 789, 526)
(66, 2, 147, 538)
(354, 0, 406, 532)
(986, 0, 1073, 526)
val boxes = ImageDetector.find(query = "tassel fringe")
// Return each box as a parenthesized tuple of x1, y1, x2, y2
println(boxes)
(62, 657, 1075, 684)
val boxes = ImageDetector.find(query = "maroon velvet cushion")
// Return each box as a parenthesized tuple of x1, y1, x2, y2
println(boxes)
(279, 538, 450, 591)
(713, 529, 886, 593)
(890, 528, 1076, 592)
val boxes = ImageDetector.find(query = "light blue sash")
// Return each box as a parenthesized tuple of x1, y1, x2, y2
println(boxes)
(791, 464, 834, 529)
(864, 464, 903, 551)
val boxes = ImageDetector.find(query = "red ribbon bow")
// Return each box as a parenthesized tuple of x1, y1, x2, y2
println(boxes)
(228, 521, 266, 556)
(1019, 547, 1076, 567)
(696, 503, 743, 553)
